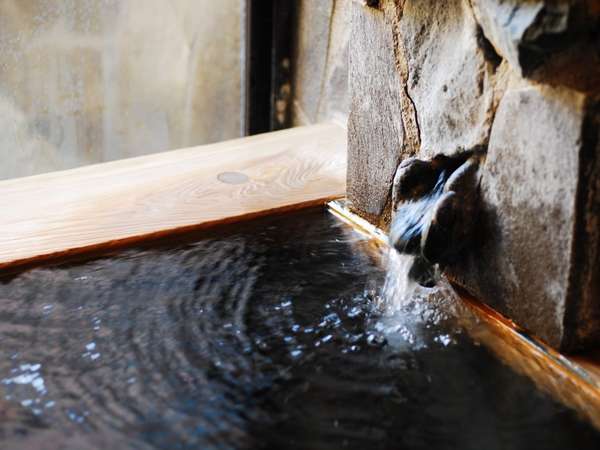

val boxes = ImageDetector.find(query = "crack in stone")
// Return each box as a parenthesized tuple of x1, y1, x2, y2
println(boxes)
(372, 0, 422, 229)
(385, 0, 421, 159)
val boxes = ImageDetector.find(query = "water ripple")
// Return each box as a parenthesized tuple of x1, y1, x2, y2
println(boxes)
(0, 209, 597, 449)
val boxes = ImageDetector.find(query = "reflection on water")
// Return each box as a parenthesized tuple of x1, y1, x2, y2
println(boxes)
(0, 208, 598, 449)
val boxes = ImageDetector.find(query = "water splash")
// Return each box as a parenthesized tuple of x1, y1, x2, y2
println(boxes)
(389, 171, 446, 256)
(380, 251, 419, 312)
(379, 163, 461, 347)
(388, 171, 448, 288)
(372, 247, 464, 350)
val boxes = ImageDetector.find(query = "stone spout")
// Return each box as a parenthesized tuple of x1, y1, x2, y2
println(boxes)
(389, 152, 482, 287)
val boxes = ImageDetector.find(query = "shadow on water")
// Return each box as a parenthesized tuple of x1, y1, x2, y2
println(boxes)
(0, 208, 598, 449)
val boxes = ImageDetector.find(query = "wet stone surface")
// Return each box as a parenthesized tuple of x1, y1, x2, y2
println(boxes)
(347, 0, 600, 351)
(0, 208, 598, 449)
(389, 152, 481, 287)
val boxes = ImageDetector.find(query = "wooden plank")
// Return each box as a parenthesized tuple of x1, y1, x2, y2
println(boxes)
(458, 291, 600, 431)
(572, 352, 600, 382)
(0, 123, 346, 269)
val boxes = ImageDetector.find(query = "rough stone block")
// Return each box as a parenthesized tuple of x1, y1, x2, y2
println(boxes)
(472, 0, 600, 92)
(471, 0, 554, 75)
(398, 0, 498, 158)
(447, 84, 600, 351)
(346, 0, 600, 350)
(347, 2, 404, 223)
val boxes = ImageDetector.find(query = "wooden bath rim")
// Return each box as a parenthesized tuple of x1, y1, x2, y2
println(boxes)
(0, 123, 346, 271)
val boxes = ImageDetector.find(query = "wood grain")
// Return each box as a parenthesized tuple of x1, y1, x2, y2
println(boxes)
(0, 123, 346, 268)
(458, 292, 600, 431)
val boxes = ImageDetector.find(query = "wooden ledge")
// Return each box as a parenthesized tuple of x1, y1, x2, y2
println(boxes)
(0, 123, 346, 269)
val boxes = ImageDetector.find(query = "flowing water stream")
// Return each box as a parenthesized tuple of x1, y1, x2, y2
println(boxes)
(0, 208, 598, 449)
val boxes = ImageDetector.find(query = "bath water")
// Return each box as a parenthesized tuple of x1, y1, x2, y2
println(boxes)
(0, 208, 598, 449)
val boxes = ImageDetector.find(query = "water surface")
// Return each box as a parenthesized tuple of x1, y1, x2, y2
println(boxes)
(0, 208, 598, 449)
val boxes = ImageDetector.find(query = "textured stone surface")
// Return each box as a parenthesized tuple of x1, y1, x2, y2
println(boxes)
(446, 84, 599, 351)
(471, 0, 549, 74)
(347, 3, 404, 222)
(472, 0, 600, 91)
(0, 0, 243, 180)
(398, 0, 497, 158)
(567, 98, 600, 350)
(348, 0, 508, 225)
(347, 0, 600, 350)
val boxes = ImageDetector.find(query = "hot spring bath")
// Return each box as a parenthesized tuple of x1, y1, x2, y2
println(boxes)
(0, 208, 598, 449)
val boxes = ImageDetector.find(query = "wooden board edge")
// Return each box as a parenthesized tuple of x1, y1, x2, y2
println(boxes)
(0, 196, 342, 274)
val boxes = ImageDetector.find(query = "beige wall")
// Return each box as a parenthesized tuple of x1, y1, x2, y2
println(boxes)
(0, 0, 243, 180)
(291, 0, 350, 127)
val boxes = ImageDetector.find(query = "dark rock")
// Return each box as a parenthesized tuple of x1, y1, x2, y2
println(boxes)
(472, 0, 600, 92)
(408, 256, 438, 288)
(391, 157, 439, 207)
(421, 191, 459, 265)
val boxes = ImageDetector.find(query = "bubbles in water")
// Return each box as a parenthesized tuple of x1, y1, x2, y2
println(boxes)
(2, 361, 48, 417)
(371, 248, 463, 350)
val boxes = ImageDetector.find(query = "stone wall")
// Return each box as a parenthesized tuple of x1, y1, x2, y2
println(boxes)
(347, 0, 600, 351)
(0, 0, 243, 180)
